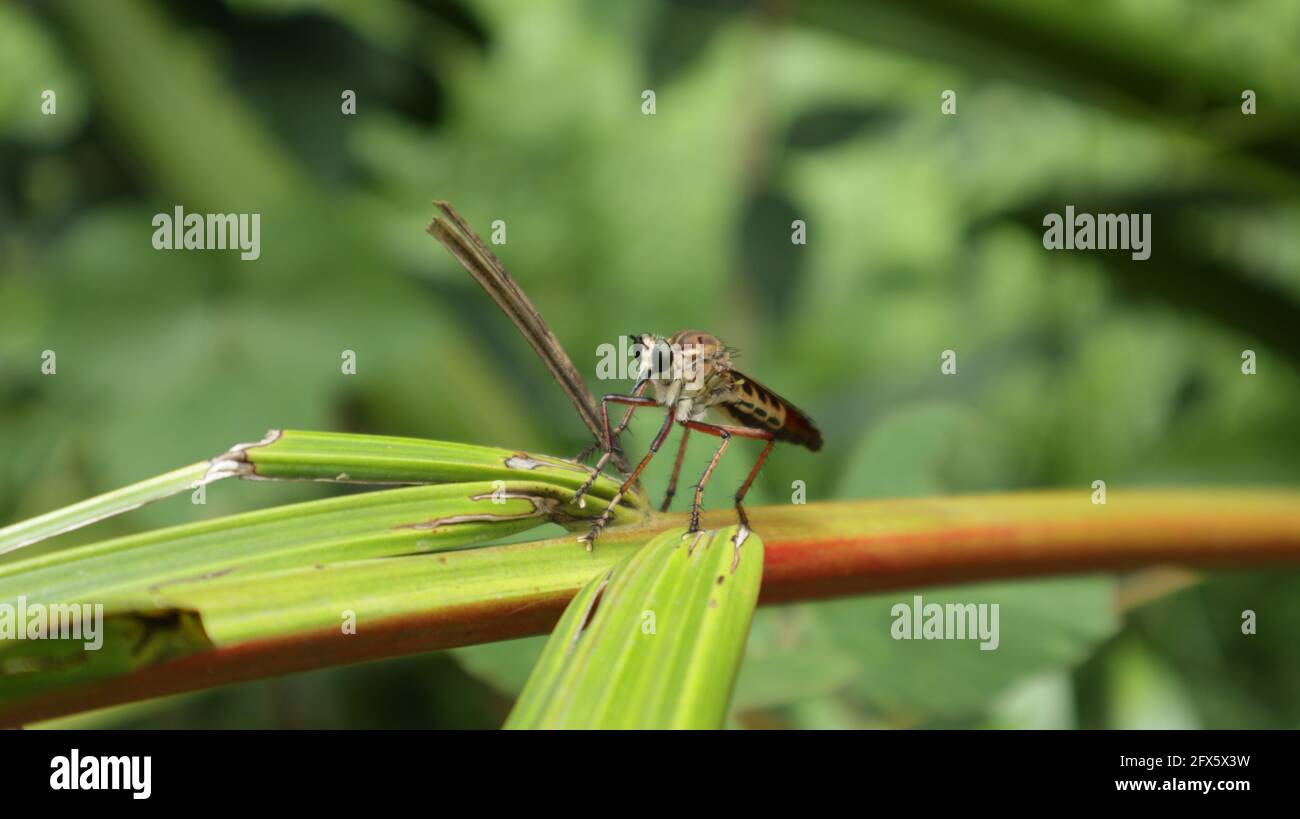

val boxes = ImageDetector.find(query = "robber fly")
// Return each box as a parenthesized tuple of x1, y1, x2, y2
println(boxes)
(573, 330, 822, 549)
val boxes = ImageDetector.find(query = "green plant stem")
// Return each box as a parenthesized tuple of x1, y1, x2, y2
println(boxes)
(3, 488, 1298, 726)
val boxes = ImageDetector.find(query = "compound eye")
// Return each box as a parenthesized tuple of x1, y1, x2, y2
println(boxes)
(652, 342, 673, 376)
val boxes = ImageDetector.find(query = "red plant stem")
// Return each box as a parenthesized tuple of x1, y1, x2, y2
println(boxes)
(4, 489, 1299, 726)
(749, 489, 1300, 603)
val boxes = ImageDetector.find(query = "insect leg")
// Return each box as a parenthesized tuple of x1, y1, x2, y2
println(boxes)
(572, 392, 657, 508)
(578, 408, 675, 550)
(659, 427, 691, 512)
(734, 439, 775, 531)
(574, 381, 648, 463)
(681, 421, 775, 540)
(689, 429, 729, 533)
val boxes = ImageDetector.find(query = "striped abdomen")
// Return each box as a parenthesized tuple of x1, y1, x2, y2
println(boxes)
(719, 373, 823, 451)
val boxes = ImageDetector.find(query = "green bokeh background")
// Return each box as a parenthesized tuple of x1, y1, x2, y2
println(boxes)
(2, 0, 1298, 728)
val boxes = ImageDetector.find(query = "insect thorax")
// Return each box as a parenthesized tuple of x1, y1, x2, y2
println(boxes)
(641, 332, 735, 420)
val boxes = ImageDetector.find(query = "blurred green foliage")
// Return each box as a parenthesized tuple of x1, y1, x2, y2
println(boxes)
(2, 0, 1299, 728)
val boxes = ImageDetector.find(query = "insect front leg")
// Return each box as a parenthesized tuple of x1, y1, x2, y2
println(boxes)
(578, 408, 676, 550)
(573, 381, 648, 464)
(681, 421, 775, 543)
(572, 392, 658, 509)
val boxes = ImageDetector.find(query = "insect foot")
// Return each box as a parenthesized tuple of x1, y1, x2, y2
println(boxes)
(577, 519, 606, 550)
(576, 498, 621, 550)
(572, 469, 601, 509)
(730, 525, 749, 570)
(732, 523, 751, 549)
(687, 500, 703, 534)
(573, 444, 621, 509)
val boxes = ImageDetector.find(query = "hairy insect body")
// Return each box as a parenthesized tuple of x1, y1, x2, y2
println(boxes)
(642, 330, 728, 422)
(574, 329, 822, 549)
(641, 330, 822, 451)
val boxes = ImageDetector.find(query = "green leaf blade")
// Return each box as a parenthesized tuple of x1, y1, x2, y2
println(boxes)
(0, 461, 213, 556)
(506, 526, 764, 730)
(248, 430, 646, 509)
(0, 479, 636, 608)
(0, 432, 644, 557)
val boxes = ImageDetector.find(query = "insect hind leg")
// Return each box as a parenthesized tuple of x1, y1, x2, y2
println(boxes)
(681, 421, 774, 540)
(733, 439, 775, 535)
